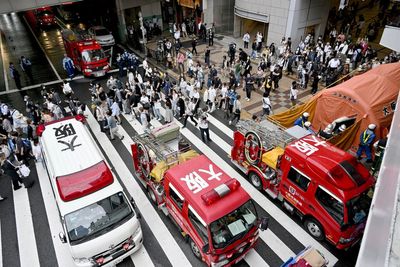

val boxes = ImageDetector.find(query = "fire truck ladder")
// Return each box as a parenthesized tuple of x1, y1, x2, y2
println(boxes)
(133, 133, 179, 166)
(236, 120, 296, 151)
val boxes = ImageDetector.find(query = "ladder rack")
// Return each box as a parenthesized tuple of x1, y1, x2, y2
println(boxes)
(133, 133, 179, 166)
(236, 120, 296, 151)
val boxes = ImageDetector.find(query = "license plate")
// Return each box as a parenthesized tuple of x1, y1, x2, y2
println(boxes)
(112, 250, 125, 259)
(94, 71, 105, 77)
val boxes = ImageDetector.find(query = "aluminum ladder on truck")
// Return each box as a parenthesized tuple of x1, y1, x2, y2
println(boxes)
(133, 133, 179, 166)
(236, 120, 296, 151)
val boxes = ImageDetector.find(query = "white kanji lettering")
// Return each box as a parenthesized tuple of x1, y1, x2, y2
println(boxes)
(291, 140, 319, 156)
(198, 164, 223, 181)
(303, 135, 327, 147)
(181, 172, 209, 194)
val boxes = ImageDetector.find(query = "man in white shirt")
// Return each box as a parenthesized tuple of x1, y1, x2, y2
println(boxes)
(199, 109, 211, 143)
(208, 86, 217, 112)
(328, 56, 341, 71)
(243, 32, 250, 49)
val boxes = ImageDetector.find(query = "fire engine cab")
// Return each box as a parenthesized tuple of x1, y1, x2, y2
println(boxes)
(231, 120, 375, 249)
(39, 117, 142, 266)
(61, 29, 110, 77)
(131, 123, 268, 266)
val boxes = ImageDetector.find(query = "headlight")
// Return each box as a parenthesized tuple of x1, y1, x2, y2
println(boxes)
(134, 226, 141, 236)
(339, 237, 354, 244)
(103, 65, 109, 70)
(72, 257, 95, 264)
(84, 69, 92, 73)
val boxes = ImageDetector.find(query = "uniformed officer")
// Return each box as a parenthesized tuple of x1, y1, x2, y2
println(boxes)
(356, 124, 376, 163)
(294, 112, 310, 128)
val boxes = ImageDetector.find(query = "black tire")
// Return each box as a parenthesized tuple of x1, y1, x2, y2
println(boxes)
(147, 186, 157, 204)
(304, 218, 325, 241)
(189, 238, 202, 259)
(249, 172, 263, 190)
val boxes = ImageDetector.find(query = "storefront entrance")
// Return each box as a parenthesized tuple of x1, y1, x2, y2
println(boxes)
(240, 17, 268, 42)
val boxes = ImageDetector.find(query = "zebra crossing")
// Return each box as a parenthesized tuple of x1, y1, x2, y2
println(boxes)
(0, 107, 339, 267)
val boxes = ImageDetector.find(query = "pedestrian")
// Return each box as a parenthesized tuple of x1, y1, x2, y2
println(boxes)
(95, 101, 107, 133)
(356, 124, 376, 163)
(164, 100, 174, 123)
(191, 37, 198, 55)
(62, 80, 74, 99)
(177, 50, 185, 78)
(262, 92, 272, 116)
(244, 74, 254, 101)
(199, 108, 211, 143)
(205, 46, 211, 66)
(183, 98, 198, 128)
(243, 32, 250, 49)
(251, 40, 257, 59)
(9, 63, 22, 89)
(289, 81, 299, 107)
(0, 152, 24, 191)
(208, 29, 214, 46)
(271, 66, 281, 90)
(229, 95, 241, 125)
(62, 54, 75, 78)
(111, 99, 122, 124)
(181, 22, 188, 38)
(177, 94, 185, 120)
(105, 110, 124, 141)
(311, 72, 320, 95)
(20, 56, 33, 84)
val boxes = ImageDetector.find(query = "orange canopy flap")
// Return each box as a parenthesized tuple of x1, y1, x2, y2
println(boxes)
(271, 62, 400, 151)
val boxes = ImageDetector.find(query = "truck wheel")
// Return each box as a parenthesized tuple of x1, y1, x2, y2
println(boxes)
(304, 218, 325, 241)
(189, 238, 202, 259)
(147, 187, 157, 204)
(249, 172, 263, 190)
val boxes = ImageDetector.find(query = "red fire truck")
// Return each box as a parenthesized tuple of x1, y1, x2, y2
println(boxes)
(230, 120, 375, 249)
(131, 123, 268, 266)
(61, 29, 110, 77)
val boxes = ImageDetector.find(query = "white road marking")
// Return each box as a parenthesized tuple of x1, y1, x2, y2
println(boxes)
(13, 184, 40, 267)
(22, 16, 61, 80)
(35, 161, 75, 267)
(245, 249, 270, 267)
(86, 109, 191, 267)
(0, 32, 9, 91)
(130, 245, 154, 267)
(207, 113, 234, 139)
(157, 106, 338, 266)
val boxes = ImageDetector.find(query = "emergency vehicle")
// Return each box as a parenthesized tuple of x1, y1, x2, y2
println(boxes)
(35, 7, 57, 27)
(61, 29, 110, 77)
(39, 116, 142, 266)
(131, 123, 268, 266)
(231, 120, 375, 249)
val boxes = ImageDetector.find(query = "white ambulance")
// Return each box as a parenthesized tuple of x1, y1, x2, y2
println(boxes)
(39, 116, 142, 266)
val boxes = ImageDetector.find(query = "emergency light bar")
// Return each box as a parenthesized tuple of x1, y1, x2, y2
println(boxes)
(201, 179, 241, 205)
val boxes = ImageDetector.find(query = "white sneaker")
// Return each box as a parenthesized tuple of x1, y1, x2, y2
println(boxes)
(247, 98, 250, 102)
(229, 121, 232, 125)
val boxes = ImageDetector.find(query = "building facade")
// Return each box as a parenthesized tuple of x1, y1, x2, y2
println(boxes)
(233, 0, 330, 48)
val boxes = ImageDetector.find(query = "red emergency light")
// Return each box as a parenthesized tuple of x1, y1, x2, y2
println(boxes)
(201, 179, 241, 206)
(56, 161, 114, 201)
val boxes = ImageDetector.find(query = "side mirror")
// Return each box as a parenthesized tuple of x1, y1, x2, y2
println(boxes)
(259, 217, 269, 231)
(130, 197, 137, 208)
(202, 243, 210, 254)
(59, 232, 67, 243)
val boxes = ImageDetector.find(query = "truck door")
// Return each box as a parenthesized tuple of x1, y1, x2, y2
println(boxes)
(282, 166, 311, 211)
(166, 183, 186, 230)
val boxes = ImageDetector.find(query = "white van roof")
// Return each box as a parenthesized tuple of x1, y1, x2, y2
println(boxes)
(41, 117, 103, 177)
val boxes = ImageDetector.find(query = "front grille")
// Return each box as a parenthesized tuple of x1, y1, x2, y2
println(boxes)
(93, 237, 133, 265)
(229, 242, 251, 262)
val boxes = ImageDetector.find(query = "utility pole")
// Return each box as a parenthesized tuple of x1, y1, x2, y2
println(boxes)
(138, 11, 147, 56)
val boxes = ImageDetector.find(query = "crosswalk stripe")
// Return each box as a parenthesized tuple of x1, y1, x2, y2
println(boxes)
(35, 161, 76, 267)
(245, 249, 270, 267)
(121, 112, 269, 267)
(13, 182, 40, 267)
(85, 109, 191, 267)
(156, 106, 337, 266)
(130, 246, 154, 267)
(263, 230, 295, 261)
(207, 113, 234, 139)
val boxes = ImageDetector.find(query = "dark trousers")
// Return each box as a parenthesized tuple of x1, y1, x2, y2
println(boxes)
(200, 127, 211, 142)
(246, 88, 252, 99)
(11, 175, 24, 189)
(244, 41, 249, 48)
(192, 47, 198, 55)
(183, 115, 198, 127)
(231, 112, 240, 124)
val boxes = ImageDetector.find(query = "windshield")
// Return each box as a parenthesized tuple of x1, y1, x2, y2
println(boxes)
(340, 160, 368, 186)
(347, 191, 372, 225)
(65, 192, 133, 244)
(81, 49, 105, 62)
(95, 29, 110, 36)
(316, 187, 344, 225)
(210, 200, 257, 249)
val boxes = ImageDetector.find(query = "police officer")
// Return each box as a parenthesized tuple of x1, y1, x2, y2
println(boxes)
(356, 124, 376, 163)
(294, 112, 310, 128)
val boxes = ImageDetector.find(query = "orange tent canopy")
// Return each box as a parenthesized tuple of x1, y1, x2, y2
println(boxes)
(271, 62, 400, 151)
